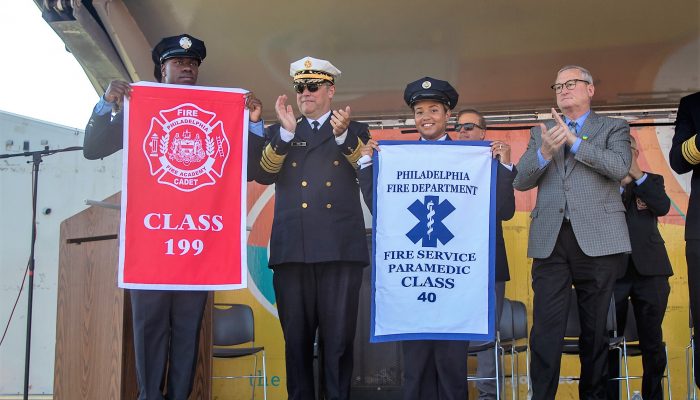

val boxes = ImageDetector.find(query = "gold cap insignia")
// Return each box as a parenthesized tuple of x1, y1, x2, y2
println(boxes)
(179, 36, 192, 50)
(304, 59, 312, 69)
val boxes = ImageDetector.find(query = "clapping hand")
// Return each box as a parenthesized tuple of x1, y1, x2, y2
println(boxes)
(275, 94, 297, 134)
(539, 108, 572, 160)
(330, 106, 352, 137)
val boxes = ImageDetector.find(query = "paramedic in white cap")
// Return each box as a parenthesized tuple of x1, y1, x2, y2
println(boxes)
(250, 56, 371, 400)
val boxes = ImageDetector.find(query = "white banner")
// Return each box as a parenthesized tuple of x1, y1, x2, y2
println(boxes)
(371, 141, 496, 342)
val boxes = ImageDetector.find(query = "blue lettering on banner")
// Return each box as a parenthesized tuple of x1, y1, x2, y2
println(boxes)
(406, 195, 455, 247)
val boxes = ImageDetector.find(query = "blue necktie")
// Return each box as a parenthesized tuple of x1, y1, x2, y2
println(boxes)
(564, 120, 578, 217)
(312, 121, 320, 134)
(565, 121, 577, 157)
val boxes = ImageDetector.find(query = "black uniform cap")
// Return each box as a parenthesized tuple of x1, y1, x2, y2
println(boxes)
(151, 34, 206, 81)
(404, 77, 459, 109)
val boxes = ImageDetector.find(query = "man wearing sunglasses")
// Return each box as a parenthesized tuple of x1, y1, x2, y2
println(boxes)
(513, 65, 631, 400)
(456, 109, 516, 400)
(250, 56, 370, 400)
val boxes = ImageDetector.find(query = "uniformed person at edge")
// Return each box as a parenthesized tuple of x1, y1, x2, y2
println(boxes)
(249, 56, 370, 400)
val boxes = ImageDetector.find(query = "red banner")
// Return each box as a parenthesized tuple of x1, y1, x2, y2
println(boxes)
(118, 82, 248, 290)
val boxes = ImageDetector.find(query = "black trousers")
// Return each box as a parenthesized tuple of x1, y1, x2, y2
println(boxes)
(688, 240, 700, 388)
(607, 264, 670, 400)
(530, 221, 623, 400)
(130, 289, 208, 400)
(272, 262, 364, 400)
(402, 340, 469, 400)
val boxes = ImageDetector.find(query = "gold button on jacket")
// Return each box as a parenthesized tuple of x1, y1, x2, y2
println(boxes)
(249, 119, 370, 266)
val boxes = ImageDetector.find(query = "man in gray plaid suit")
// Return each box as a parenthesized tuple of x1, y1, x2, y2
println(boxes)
(513, 65, 631, 400)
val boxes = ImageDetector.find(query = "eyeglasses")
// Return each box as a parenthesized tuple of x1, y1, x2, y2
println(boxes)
(550, 79, 590, 94)
(293, 83, 325, 94)
(454, 122, 485, 132)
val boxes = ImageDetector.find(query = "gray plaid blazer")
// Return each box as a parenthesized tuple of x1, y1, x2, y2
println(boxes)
(513, 111, 632, 259)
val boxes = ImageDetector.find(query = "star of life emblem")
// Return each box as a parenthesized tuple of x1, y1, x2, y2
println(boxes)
(142, 103, 230, 192)
(406, 195, 455, 247)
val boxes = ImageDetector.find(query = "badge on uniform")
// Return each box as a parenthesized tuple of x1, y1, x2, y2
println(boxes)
(291, 141, 307, 147)
(636, 197, 648, 210)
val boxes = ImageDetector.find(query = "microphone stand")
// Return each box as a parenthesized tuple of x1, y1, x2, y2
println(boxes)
(0, 145, 83, 400)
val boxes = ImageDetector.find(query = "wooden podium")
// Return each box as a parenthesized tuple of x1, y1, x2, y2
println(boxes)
(54, 193, 212, 399)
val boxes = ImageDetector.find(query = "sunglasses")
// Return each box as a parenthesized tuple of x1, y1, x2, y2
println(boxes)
(293, 83, 325, 94)
(454, 122, 485, 132)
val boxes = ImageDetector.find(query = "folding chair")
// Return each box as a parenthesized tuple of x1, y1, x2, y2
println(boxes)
(468, 298, 514, 399)
(212, 303, 267, 400)
(616, 298, 671, 400)
(509, 300, 530, 400)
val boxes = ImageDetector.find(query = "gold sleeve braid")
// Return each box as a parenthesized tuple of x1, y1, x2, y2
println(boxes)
(682, 134, 700, 165)
(260, 144, 287, 174)
(343, 139, 365, 168)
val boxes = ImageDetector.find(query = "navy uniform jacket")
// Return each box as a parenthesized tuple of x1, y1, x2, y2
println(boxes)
(493, 163, 516, 282)
(622, 172, 673, 277)
(251, 117, 370, 267)
(84, 108, 262, 180)
(358, 138, 516, 281)
(670, 92, 700, 240)
(83, 109, 125, 159)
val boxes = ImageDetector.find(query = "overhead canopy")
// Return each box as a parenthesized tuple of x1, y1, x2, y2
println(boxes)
(38, 0, 700, 121)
